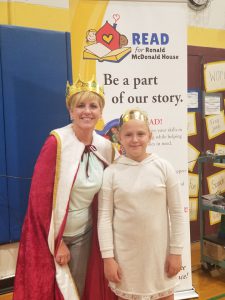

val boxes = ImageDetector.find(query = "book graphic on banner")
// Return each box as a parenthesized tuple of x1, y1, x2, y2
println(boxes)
(83, 43, 131, 62)
(83, 15, 131, 63)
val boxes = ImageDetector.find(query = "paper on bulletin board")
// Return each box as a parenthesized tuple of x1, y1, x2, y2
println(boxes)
(189, 173, 199, 197)
(214, 144, 225, 168)
(205, 110, 225, 140)
(188, 143, 200, 172)
(207, 170, 225, 194)
(188, 92, 199, 109)
(189, 198, 198, 222)
(204, 61, 225, 92)
(209, 211, 221, 225)
(204, 94, 221, 115)
(187, 112, 197, 136)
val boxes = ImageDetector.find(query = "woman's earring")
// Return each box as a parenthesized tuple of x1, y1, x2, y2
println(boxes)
(70, 115, 74, 122)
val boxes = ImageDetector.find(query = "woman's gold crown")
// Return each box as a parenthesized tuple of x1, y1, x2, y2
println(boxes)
(65, 78, 104, 106)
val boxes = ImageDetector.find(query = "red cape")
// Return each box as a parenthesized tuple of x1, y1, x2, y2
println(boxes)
(13, 135, 117, 300)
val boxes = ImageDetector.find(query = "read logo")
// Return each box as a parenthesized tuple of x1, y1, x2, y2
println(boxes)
(83, 14, 131, 63)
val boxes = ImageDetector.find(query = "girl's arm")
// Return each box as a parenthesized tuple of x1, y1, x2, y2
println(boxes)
(98, 167, 121, 283)
(165, 161, 185, 277)
(165, 254, 182, 278)
(103, 258, 122, 283)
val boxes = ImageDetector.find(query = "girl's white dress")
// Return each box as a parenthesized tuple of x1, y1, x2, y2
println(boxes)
(98, 154, 185, 300)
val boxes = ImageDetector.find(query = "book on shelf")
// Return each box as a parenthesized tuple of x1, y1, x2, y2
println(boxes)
(202, 194, 224, 201)
(202, 194, 225, 208)
(83, 43, 131, 62)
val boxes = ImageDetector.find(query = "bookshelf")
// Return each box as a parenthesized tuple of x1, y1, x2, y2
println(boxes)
(198, 155, 225, 271)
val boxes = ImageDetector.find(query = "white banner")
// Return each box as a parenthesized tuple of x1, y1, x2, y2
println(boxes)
(71, 0, 198, 298)
(93, 1, 195, 298)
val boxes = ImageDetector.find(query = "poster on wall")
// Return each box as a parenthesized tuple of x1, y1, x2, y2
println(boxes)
(71, 0, 197, 298)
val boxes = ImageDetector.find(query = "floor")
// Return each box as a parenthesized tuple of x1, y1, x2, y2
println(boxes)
(191, 242, 225, 300)
(0, 242, 225, 300)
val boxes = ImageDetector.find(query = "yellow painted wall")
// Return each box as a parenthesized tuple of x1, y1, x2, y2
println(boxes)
(0, 2, 70, 32)
(1, 1, 225, 50)
(188, 27, 225, 49)
(70, 1, 108, 80)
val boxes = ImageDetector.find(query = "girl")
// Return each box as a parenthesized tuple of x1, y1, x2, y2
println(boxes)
(98, 108, 185, 300)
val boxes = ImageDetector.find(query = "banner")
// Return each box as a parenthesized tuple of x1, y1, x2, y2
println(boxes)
(71, 1, 198, 298)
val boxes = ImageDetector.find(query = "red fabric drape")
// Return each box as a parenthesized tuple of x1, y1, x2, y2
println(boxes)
(13, 136, 64, 300)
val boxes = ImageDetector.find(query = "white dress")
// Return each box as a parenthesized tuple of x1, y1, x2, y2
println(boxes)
(98, 154, 185, 300)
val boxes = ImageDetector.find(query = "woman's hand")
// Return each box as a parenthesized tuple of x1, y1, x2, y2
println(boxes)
(165, 254, 182, 278)
(104, 258, 122, 283)
(55, 240, 71, 266)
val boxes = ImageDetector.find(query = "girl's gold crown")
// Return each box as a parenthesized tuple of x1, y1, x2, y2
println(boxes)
(120, 108, 149, 126)
(66, 78, 104, 107)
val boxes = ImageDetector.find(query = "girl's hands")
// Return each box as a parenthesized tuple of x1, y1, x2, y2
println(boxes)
(104, 258, 122, 283)
(165, 254, 182, 278)
(55, 240, 71, 266)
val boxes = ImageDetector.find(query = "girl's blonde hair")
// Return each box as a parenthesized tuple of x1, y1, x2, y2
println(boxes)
(119, 108, 149, 126)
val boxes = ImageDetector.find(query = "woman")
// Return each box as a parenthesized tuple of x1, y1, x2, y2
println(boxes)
(13, 79, 117, 300)
(98, 109, 185, 300)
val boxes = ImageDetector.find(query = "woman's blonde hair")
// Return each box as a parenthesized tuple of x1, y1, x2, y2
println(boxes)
(68, 91, 104, 111)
